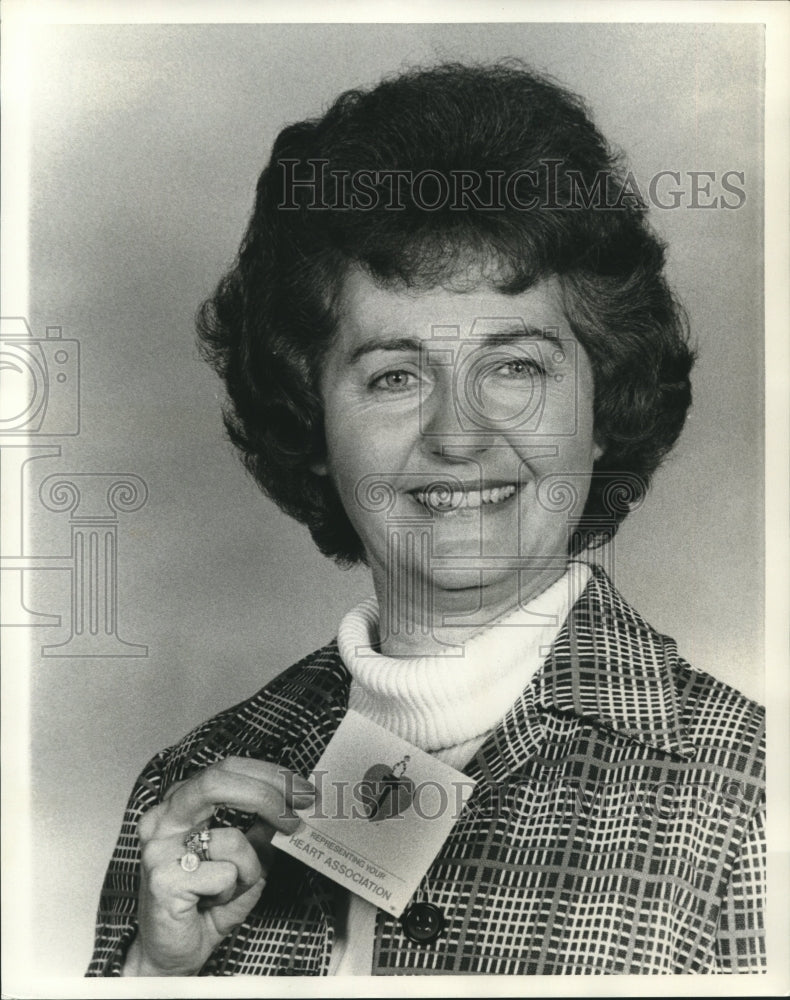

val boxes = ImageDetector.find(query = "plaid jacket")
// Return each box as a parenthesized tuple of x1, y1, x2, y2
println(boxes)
(87, 566, 765, 976)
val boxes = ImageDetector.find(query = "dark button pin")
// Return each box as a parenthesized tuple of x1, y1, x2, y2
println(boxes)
(400, 902, 445, 943)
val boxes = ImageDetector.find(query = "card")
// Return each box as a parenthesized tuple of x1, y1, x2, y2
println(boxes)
(271, 709, 477, 916)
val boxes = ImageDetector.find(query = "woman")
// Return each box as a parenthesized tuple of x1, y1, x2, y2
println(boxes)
(87, 62, 765, 976)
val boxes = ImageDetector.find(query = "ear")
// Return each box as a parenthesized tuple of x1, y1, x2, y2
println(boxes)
(592, 439, 605, 462)
(310, 458, 328, 476)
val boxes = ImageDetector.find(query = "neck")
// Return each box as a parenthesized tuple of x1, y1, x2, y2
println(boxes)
(339, 564, 590, 754)
(370, 565, 568, 657)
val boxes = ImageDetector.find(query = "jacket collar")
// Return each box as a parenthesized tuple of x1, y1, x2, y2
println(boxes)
(461, 565, 695, 792)
(533, 564, 694, 759)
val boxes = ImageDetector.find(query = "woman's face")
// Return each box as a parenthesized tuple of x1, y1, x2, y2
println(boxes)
(315, 267, 603, 620)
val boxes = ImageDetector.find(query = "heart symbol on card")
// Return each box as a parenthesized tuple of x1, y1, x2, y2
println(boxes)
(359, 756, 415, 821)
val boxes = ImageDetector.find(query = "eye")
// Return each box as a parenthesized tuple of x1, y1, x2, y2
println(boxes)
(494, 357, 545, 378)
(370, 369, 417, 391)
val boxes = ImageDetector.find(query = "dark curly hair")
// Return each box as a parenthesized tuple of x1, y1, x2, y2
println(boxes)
(197, 61, 694, 564)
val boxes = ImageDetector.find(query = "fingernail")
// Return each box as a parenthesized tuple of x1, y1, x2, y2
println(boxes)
(279, 815, 301, 835)
(291, 792, 318, 809)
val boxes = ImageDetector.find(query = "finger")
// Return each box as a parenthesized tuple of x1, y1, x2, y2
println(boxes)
(144, 826, 264, 889)
(206, 758, 317, 805)
(145, 858, 243, 913)
(140, 762, 313, 840)
(162, 759, 316, 806)
(209, 876, 267, 939)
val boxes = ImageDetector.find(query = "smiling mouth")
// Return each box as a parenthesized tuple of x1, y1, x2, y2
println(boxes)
(412, 483, 518, 513)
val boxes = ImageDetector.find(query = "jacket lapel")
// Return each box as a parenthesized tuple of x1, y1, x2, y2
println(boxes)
(536, 565, 694, 758)
(466, 565, 693, 791)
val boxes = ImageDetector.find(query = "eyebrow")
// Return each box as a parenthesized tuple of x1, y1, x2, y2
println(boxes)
(484, 325, 565, 350)
(347, 325, 565, 364)
(347, 336, 422, 364)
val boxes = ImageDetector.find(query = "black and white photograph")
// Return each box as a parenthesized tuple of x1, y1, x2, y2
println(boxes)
(2, 1, 788, 994)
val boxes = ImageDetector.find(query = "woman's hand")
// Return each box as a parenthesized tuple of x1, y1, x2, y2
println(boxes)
(122, 756, 316, 976)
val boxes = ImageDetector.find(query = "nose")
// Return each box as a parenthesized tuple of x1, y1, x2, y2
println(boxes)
(419, 379, 496, 461)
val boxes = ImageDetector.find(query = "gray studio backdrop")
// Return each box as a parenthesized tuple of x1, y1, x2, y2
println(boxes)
(21, 22, 763, 977)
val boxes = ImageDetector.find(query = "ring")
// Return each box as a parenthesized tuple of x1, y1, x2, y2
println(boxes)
(198, 827, 211, 861)
(180, 851, 200, 872)
(180, 827, 211, 870)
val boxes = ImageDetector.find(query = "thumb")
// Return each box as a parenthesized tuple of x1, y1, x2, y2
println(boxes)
(209, 876, 266, 938)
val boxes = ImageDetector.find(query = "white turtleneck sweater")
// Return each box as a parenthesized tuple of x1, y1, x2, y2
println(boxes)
(328, 562, 591, 975)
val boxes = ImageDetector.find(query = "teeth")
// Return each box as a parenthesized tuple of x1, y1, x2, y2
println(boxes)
(414, 484, 517, 511)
